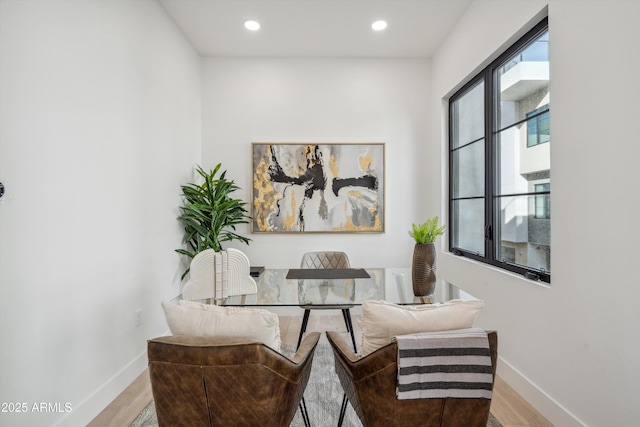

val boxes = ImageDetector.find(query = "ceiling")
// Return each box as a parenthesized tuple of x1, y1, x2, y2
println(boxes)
(158, 0, 472, 58)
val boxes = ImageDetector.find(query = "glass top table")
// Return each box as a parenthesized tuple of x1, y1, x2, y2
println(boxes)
(189, 268, 452, 307)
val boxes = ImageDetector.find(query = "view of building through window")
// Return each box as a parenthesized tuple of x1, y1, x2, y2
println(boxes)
(450, 19, 550, 282)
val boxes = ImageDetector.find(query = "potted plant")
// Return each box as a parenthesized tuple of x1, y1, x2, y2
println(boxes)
(408, 216, 446, 297)
(175, 164, 251, 279)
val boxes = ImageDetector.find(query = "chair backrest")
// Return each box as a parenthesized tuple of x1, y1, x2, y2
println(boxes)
(300, 251, 350, 269)
(148, 334, 319, 427)
(327, 330, 498, 427)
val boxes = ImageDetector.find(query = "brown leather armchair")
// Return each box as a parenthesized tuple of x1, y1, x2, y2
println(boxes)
(327, 330, 498, 427)
(147, 332, 320, 427)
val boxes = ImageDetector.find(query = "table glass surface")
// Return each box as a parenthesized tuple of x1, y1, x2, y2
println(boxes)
(190, 268, 451, 307)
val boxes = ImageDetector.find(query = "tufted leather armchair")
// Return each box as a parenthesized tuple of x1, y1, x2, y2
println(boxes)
(300, 251, 351, 269)
(147, 332, 320, 427)
(326, 330, 498, 427)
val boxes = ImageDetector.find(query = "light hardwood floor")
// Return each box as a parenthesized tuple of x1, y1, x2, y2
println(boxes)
(89, 314, 554, 427)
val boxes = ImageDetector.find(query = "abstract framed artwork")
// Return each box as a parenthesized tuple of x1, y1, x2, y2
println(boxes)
(252, 143, 385, 233)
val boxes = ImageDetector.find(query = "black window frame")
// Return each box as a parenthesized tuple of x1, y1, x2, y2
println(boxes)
(448, 17, 550, 283)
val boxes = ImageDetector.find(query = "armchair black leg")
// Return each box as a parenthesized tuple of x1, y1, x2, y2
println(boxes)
(300, 396, 311, 427)
(337, 394, 348, 427)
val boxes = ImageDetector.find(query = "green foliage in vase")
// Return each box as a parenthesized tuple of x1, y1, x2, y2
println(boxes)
(175, 164, 251, 279)
(408, 216, 446, 244)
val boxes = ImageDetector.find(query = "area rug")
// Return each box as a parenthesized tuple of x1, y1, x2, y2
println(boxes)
(131, 344, 502, 427)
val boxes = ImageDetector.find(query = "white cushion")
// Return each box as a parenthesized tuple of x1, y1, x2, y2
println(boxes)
(161, 300, 281, 352)
(360, 299, 484, 356)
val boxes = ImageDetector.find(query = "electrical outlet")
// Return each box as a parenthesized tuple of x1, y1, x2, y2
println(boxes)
(135, 308, 142, 327)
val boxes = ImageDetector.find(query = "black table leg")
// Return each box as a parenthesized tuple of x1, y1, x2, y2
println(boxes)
(296, 309, 311, 350)
(342, 308, 357, 353)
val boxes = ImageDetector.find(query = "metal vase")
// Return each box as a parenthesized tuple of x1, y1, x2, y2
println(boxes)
(412, 243, 436, 297)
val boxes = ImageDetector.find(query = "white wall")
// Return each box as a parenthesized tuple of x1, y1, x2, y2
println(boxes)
(0, 1, 201, 425)
(201, 58, 430, 269)
(430, 1, 640, 426)
(4, 1, 637, 425)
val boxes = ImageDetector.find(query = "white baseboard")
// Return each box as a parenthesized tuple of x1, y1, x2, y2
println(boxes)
(52, 349, 149, 427)
(497, 356, 586, 427)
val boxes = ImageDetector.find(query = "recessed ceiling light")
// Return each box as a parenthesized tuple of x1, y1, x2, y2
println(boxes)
(371, 20, 387, 31)
(244, 20, 260, 31)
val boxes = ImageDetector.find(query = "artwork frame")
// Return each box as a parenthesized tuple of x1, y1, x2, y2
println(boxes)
(252, 142, 385, 233)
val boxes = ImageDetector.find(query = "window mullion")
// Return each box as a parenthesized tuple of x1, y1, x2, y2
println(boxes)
(484, 68, 495, 263)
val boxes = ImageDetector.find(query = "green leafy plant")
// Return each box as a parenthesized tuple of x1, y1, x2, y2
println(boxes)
(175, 164, 251, 279)
(408, 216, 446, 244)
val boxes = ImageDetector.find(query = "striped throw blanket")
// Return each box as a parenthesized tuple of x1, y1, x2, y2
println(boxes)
(395, 328, 493, 400)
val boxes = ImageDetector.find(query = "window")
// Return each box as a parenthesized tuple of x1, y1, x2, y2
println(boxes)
(534, 183, 550, 219)
(449, 18, 550, 283)
(527, 106, 550, 147)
